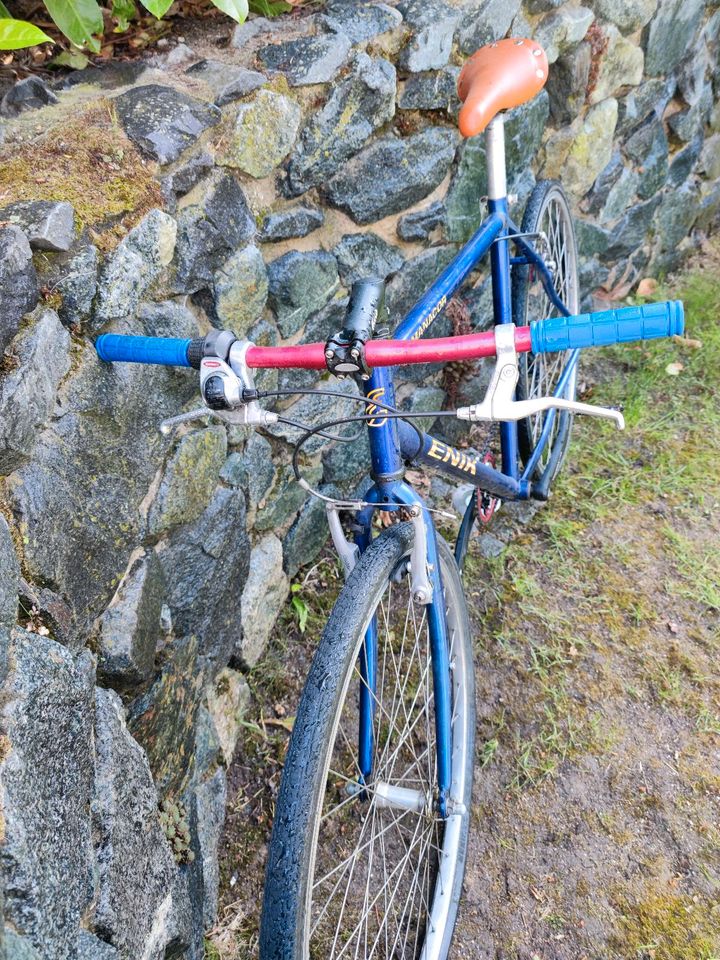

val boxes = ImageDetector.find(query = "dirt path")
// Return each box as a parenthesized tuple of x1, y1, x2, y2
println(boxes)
(208, 250, 720, 960)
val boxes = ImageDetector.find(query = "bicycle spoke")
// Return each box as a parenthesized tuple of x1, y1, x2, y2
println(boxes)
(520, 188, 578, 474)
(297, 536, 472, 960)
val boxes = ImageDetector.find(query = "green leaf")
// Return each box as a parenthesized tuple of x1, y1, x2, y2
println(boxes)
(0, 3, 12, 17)
(291, 595, 309, 634)
(111, 0, 136, 30)
(0, 17, 53, 49)
(139, 0, 174, 17)
(49, 47, 90, 68)
(210, 0, 248, 24)
(43, 0, 103, 51)
(249, 0, 291, 16)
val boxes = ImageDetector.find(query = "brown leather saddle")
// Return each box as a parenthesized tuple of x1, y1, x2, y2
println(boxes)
(457, 37, 549, 137)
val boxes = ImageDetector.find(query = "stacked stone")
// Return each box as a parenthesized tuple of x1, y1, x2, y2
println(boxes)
(0, 0, 718, 955)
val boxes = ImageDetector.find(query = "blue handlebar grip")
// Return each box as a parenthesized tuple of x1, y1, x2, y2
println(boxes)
(530, 300, 684, 354)
(96, 334, 193, 367)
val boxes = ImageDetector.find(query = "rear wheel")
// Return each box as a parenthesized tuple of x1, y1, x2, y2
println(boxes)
(512, 180, 580, 483)
(260, 523, 475, 960)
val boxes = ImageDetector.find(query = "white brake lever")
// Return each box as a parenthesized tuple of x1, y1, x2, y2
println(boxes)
(456, 323, 625, 430)
(498, 396, 624, 429)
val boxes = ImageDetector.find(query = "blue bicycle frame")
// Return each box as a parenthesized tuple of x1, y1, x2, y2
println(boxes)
(352, 176, 575, 817)
(92, 172, 683, 821)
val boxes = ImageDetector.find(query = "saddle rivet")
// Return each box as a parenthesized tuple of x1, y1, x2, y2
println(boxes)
(533, 48, 542, 56)
(514, 39, 524, 45)
(536, 69, 544, 78)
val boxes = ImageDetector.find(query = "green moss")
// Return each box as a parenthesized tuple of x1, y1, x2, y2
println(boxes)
(159, 797, 195, 865)
(0, 101, 163, 251)
(265, 73, 292, 97)
(614, 887, 720, 959)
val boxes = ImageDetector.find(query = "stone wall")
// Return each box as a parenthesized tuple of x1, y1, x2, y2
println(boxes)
(0, 1, 718, 956)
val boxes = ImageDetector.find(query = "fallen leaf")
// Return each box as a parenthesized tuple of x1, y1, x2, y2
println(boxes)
(262, 716, 295, 733)
(636, 277, 658, 297)
(665, 361, 684, 376)
(672, 334, 702, 349)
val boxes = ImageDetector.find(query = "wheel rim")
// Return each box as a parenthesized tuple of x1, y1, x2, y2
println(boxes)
(303, 554, 470, 960)
(521, 190, 579, 473)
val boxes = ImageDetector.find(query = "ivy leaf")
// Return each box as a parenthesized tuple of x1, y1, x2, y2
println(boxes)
(139, 0, 174, 17)
(290, 585, 309, 634)
(0, 17, 53, 49)
(43, 0, 103, 52)
(210, 0, 249, 24)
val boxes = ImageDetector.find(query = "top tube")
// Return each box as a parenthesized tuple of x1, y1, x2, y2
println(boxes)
(392, 212, 504, 341)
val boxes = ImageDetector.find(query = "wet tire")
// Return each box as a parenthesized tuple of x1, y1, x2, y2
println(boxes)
(260, 524, 475, 960)
(512, 180, 580, 483)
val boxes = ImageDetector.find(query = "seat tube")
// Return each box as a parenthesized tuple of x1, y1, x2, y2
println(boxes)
(487, 114, 519, 480)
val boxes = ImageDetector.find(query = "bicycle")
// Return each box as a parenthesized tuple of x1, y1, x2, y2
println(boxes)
(96, 35, 684, 960)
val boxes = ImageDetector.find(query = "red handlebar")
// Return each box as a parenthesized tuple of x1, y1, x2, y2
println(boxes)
(245, 326, 533, 370)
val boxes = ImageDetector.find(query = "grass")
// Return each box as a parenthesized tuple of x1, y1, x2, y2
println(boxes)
(614, 885, 720, 960)
(469, 250, 720, 791)
(663, 525, 720, 611)
(211, 247, 720, 959)
(557, 268, 720, 518)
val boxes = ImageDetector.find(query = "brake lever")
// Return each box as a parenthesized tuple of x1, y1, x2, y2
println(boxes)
(493, 395, 624, 428)
(159, 340, 279, 435)
(456, 323, 625, 429)
(160, 407, 215, 435)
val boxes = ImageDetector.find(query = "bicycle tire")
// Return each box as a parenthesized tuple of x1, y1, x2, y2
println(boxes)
(512, 179, 580, 483)
(260, 522, 475, 960)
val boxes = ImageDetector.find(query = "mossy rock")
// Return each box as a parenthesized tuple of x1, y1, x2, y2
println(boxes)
(0, 101, 163, 252)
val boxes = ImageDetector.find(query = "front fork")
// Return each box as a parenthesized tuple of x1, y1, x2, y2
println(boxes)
(350, 370, 454, 817)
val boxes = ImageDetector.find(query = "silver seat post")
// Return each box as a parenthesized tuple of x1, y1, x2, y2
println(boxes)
(485, 114, 507, 201)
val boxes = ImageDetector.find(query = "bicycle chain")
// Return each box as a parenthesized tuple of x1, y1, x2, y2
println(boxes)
(473, 420, 502, 524)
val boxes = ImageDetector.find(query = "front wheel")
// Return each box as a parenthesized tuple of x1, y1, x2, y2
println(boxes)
(260, 523, 475, 960)
(512, 180, 580, 484)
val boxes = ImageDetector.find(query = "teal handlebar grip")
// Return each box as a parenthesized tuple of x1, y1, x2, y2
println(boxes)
(96, 334, 193, 367)
(530, 300, 684, 354)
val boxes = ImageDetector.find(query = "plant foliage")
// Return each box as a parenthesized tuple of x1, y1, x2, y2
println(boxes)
(0, 0, 282, 53)
(0, 17, 52, 48)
